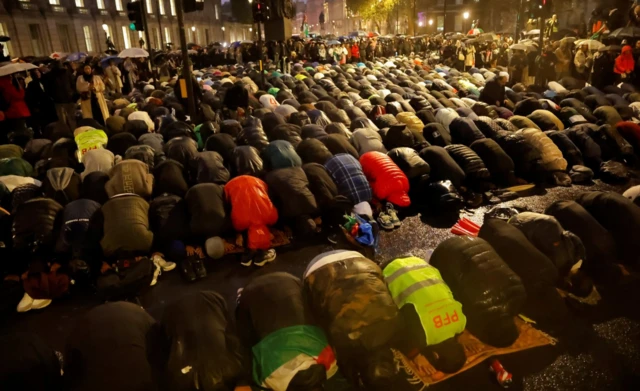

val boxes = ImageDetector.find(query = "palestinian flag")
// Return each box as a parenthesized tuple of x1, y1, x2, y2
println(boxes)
(252, 325, 338, 391)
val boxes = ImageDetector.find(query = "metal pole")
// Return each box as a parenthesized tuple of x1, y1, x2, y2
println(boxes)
(176, 0, 196, 120)
(140, 0, 155, 86)
(156, 0, 165, 50)
(443, 0, 447, 34)
(413, 0, 417, 37)
(258, 18, 265, 91)
(515, 0, 524, 41)
(538, 17, 543, 48)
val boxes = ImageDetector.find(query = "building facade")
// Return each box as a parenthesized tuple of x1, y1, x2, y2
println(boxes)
(0, 0, 251, 58)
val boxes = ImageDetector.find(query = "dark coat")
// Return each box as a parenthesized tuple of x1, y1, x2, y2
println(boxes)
(430, 236, 526, 347)
(470, 139, 517, 186)
(265, 167, 318, 218)
(479, 77, 506, 106)
(444, 144, 490, 181)
(185, 183, 230, 238)
(64, 302, 162, 391)
(419, 146, 466, 189)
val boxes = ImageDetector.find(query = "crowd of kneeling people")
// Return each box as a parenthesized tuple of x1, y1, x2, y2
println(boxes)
(3, 55, 640, 388)
(4, 194, 640, 391)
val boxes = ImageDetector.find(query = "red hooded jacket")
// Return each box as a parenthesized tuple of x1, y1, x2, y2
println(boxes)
(0, 76, 30, 120)
(614, 45, 635, 75)
(224, 175, 278, 250)
(359, 151, 411, 207)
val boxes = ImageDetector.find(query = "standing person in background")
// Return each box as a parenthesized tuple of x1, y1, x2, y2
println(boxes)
(591, 48, 617, 89)
(614, 45, 635, 82)
(554, 41, 572, 79)
(536, 44, 557, 87)
(509, 49, 528, 85)
(44, 60, 77, 131)
(465, 43, 476, 71)
(104, 59, 123, 95)
(0, 73, 30, 143)
(351, 42, 360, 63)
(497, 42, 510, 67)
(574, 44, 592, 81)
(123, 57, 137, 94)
(76, 65, 109, 126)
(25, 69, 56, 137)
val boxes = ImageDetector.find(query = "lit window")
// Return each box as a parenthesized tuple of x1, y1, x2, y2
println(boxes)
(215, 4, 219, 20)
(0, 23, 13, 57)
(75, 0, 84, 7)
(164, 27, 171, 44)
(97, 0, 105, 9)
(169, 0, 176, 16)
(49, 0, 60, 5)
(115, 0, 123, 11)
(83, 25, 93, 52)
(159, 0, 165, 15)
(146, 0, 153, 13)
(122, 25, 131, 48)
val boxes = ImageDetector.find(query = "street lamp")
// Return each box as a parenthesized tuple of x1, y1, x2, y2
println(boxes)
(428, 19, 433, 26)
(463, 11, 469, 20)
(419, 21, 423, 27)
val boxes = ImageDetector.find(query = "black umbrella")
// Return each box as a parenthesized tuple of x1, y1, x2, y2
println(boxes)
(598, 45, 622, 52)
(608, 26, 640, 39)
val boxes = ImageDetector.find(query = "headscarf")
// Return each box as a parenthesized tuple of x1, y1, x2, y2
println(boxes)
(615, 45, 635, 74)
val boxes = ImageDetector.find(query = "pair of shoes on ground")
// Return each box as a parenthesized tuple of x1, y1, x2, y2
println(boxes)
(17, 293, 52, 313)
(150, 253, 177, 286)
(377, 202, 402, 230)
(181, 246, 207, 282)
(240, 249, 277, 267)
(180, 259, 207, 282)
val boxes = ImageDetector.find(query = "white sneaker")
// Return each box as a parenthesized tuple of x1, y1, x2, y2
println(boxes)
(17, 292, 34, 313)
(150, 263, 162, 286)
(31, 298, 52, 310)
(152, 254, 176, 272)
(254, 249, 277, 267)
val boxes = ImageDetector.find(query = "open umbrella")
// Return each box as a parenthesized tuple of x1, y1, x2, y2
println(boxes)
(599, 45, 622, 52)
(477, 32, 498, 42)
(510, 44, 536, 52)
(467, 28, 484, 36)
(117, 48, 149, 58)
(100, 55, 123, 67)
(525, 29, 540, 35)
(50, 52, 66, 60)
(608, 26, 640, 39)
(66, 52, 88, 62)
(326, 40, 341, 45)
(449, 33, 466, 40)
(575, 39, 604, 50)
(0, 62, 37, 77)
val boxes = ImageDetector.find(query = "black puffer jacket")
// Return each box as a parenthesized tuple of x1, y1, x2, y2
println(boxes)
(205, 133, 237, 165)
(474, 117, 503, 139)
(302, 163, 339, 209)
(576, 191, 640, 266)
(267, 124, 303, 148)
(231, 146, 264, 177)
(444, 144, 490, 181)
(430, 236, 526, 347)
(559, 98, 597, 123)
(494, 131, 543, 180)
(479, 219, 559, 291)
(12, 198, 63, 251)
(236, 126, 270, 151)
(185, 183, 230, 238)
(545, 200, 617, 273)
(470, 139, 516, 186)
(580, 124, 620, 161)
(296, 139, 333, 165)
(422, 123, 452, 147)
(265, 167, 318, 218)
(148, 194, 190, 243)
(301, 124, 328, 140)
(387, 147, 430, 180)
(449, 118, 486, 146)
(164, 137, 199, 173)
(321, 134, 359, 159)
(545, 131, 584, 167)
(153, 159, 189, 197)
(195, 151, 230, 184)
(419, 146, 466, 188)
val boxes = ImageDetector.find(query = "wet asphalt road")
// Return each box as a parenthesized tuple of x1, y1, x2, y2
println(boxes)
(2, 179, 640, 391)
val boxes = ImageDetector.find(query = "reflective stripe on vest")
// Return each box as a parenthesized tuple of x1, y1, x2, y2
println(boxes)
(383, 256, 467, 346)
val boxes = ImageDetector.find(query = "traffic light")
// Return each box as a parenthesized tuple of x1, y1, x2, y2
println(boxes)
(127, 1, 143, 31)
(252, 0, 270, 23)
(184, 0, 204, 13)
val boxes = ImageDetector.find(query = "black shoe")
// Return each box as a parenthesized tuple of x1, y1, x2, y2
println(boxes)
(192, 259, 207, 279)
(180, 260, 196, 282)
